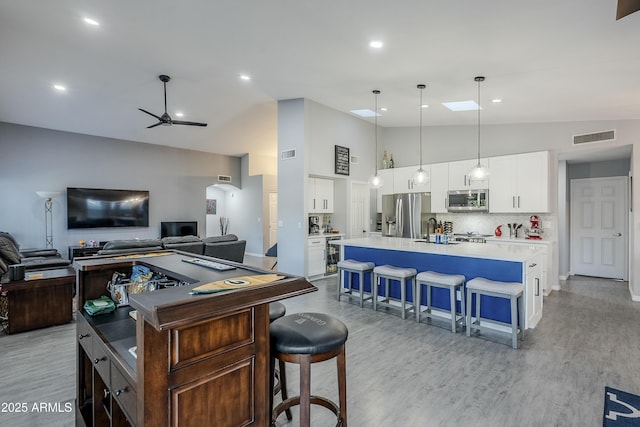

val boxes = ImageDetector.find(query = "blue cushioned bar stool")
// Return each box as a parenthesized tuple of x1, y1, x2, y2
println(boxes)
(337, 259, 375, 307)
(415, 271, 466, 333)
(372, 265, 417, 320)
(466, 278, 524, 349)
(270, 312, 348, 427)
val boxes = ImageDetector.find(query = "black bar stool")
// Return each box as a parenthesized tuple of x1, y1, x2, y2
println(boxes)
(270, 312, 348, 427)
(268, 302, 292, 421)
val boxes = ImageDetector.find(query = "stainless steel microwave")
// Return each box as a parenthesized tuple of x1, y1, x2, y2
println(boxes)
(447, 189, 489, 212)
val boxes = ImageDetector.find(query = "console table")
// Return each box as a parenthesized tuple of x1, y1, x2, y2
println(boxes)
(74, 251, 316, 427)
(1, 266, 75, 334)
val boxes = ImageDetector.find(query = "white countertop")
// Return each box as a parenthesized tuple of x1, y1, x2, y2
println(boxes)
(308, 233, 345, 239)
(485, 236, 554, 245)
(331, 236, 544, 263)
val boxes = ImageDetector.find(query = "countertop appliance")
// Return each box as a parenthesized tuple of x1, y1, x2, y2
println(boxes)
(309, 215, 320, 234)
(382, 192, 431, 238)
(453, 232, 491, 243)
(447, 189, 489, 212)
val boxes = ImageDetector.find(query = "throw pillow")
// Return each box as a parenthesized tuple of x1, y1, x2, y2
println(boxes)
(0, 236, 21, 265)
(0, 256, 8, 274)
(0, 232, 20, 250)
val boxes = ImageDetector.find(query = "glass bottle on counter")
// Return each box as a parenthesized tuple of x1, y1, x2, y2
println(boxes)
(389, 153, 394, 168)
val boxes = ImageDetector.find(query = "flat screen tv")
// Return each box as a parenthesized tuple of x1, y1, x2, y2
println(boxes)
(67, 187, 149, 229)
(161, 221, 198, 238)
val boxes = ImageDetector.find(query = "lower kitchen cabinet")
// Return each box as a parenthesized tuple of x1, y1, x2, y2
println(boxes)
(525, 253, 544, 328)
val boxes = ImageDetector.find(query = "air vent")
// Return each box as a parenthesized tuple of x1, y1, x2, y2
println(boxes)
(573, 130, 615, 145)
(217, 175, 232, 183)
(281, 149, 296, 160)
(350, 155, 359, 164)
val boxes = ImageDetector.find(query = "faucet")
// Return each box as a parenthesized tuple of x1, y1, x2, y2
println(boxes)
(425, 217, 438, 241)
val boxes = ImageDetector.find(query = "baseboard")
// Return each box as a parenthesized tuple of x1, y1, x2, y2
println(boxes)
(559, 274, 569, 281)
(629, 283, 640, 302)
(245, 252, 264, 258)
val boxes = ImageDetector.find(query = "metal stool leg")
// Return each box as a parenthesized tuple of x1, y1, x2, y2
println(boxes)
(450, 284, 457, 333)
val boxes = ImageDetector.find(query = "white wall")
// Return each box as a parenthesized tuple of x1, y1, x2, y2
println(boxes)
(0, 122, 240, 253)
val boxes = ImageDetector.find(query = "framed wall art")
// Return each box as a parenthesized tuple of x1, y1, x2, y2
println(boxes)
(334, 145, 350, 176)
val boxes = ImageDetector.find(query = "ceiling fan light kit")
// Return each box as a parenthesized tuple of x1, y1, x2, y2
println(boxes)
(139, 75, 208, 128)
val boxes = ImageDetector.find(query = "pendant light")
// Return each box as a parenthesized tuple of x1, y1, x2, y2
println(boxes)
(469, 76, 490, 182)
(412, 84, 429, 187)
(369, 89, 384, 189)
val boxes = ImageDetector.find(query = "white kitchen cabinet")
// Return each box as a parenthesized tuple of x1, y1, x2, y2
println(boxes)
(525, 253, 544, 328)
(307, 237, 326, 277)
(448, 158, 489, 190)
(375, 168, 395, 212)
(308, 177, 334, 213)
(393, 165, 430, 193)
(429, 162, 449, 213)
(488, 151, 549, 213)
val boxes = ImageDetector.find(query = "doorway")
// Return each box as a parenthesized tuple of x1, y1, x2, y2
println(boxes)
(570, 176, 628, 280)
(350, 182, 369, 238)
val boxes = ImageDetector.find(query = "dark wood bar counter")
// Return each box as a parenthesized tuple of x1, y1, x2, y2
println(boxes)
(74, 251, 316, 427)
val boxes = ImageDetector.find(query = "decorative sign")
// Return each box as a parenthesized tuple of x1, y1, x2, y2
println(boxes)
(334, 145, 350, 176)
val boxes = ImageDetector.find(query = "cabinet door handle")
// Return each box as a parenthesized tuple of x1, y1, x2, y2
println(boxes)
(513, 196, 516, 208)
(535, 278, 540, 296)
(103, 389, 110, 399)
(94, 356, 107, 364)
(115, 387, 128, 396)
(517, 196, 521, 208)
(613, 233, 622, 237)
(528, 263, 537, 267)
(78, 333, 89, 340)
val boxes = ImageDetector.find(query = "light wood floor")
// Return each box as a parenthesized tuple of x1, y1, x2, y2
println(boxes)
(1, 275, 639, 426)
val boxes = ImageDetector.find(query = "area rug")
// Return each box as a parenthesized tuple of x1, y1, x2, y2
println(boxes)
(604, 386, 640, 426)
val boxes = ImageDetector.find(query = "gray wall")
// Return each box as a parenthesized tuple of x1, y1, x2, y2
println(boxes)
(0, 122, 240, 252)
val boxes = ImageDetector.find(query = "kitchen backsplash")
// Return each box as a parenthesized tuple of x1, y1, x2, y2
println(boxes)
(434, 212, 556, 240)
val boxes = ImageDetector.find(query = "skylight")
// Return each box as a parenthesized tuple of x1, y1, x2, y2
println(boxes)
(351, 109, 380, 117)
(442, 100, 480, 111)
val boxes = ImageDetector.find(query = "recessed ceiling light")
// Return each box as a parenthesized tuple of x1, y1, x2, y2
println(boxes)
(53, 84, 66, 92)
(239, 74, 251, 81)
(175, 112, 184, 117)
(492, 99, 502, 103)
(351, 109, 380, 117)
(369, 40, 383, 49)
(83, 17, 100, 26)
(441, 100, 479, 111)
(421, 104, 429, 108)
(380, 107, 388, 112)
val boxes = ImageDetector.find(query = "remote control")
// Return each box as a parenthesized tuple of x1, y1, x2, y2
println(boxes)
(182, 258, 236, 271)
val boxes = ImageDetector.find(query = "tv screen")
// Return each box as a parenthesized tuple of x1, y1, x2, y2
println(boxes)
(67, 187, 149, 229)
(161, 221, 198, 238)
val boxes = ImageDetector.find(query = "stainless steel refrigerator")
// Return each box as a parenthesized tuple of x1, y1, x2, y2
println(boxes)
(382, 192, 432, 238)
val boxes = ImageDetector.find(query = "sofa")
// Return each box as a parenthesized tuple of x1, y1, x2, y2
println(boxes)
(96, 234, 246, 263)
(0, 232, 71, 279)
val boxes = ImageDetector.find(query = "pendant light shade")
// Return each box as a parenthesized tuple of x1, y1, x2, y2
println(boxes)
(469, 76, 490, 182)
(369, 89, 384, 189)
(412, 84, 429, 187)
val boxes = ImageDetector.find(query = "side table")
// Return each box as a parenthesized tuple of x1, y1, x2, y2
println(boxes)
(1, 267, 76, 334)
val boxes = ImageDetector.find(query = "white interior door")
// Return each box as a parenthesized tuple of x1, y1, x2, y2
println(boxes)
(350, 182, 369, 238)
(570, 177, 628, 280)
(268, 192, 278, 248)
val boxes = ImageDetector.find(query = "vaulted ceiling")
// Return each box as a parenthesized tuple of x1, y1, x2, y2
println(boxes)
(1, 1, 638, 158)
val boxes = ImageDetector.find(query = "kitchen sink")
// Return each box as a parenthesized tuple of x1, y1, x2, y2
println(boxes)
(413, 240, 459, 245)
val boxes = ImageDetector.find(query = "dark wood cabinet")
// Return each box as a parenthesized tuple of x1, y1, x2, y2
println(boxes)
(74, 251, 315, 427)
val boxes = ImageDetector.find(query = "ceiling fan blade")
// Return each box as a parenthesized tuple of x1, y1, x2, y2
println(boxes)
(147, 122, 163, 129)
(171, 120, 208, 127)
(139, 108, 161, 120)
(617, 0, 640, 19)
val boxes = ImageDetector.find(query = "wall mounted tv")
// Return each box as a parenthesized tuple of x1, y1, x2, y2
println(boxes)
(160, 221, 198, 238)
(67, 187, 150, 229)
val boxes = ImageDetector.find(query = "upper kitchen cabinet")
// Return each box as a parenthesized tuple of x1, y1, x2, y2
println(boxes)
(429, 162, 449, 213)
(448, 158, 489, 190)
(393, 165, 431, 193)
(308, 177, 334, 213)
(488, 151, 549, 213)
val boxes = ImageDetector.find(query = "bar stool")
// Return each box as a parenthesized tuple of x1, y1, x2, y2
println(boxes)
(269, 302, 291, 420)
(415, 271, 466, 333)
(372, 265, 417, 320)
(337, 259, 375, 307)
(271, 312, 348, 427)
(466, 278, 524, 349)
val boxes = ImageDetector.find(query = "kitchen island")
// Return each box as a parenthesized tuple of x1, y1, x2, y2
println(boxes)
(331, 237, 545, 329)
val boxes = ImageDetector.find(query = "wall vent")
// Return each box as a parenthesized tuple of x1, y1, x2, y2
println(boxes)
(350, 155, 359, 164)
(573, 130, 615, 145)
(280, 149, 296, 160)
(217, 175, 232, 183)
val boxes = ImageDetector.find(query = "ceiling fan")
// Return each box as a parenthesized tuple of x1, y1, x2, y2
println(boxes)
(617, 0, 640, 19)
(139, 75, 207, 128)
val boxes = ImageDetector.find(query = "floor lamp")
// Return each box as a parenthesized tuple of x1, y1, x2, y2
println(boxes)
(36, 191, 60, 249)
